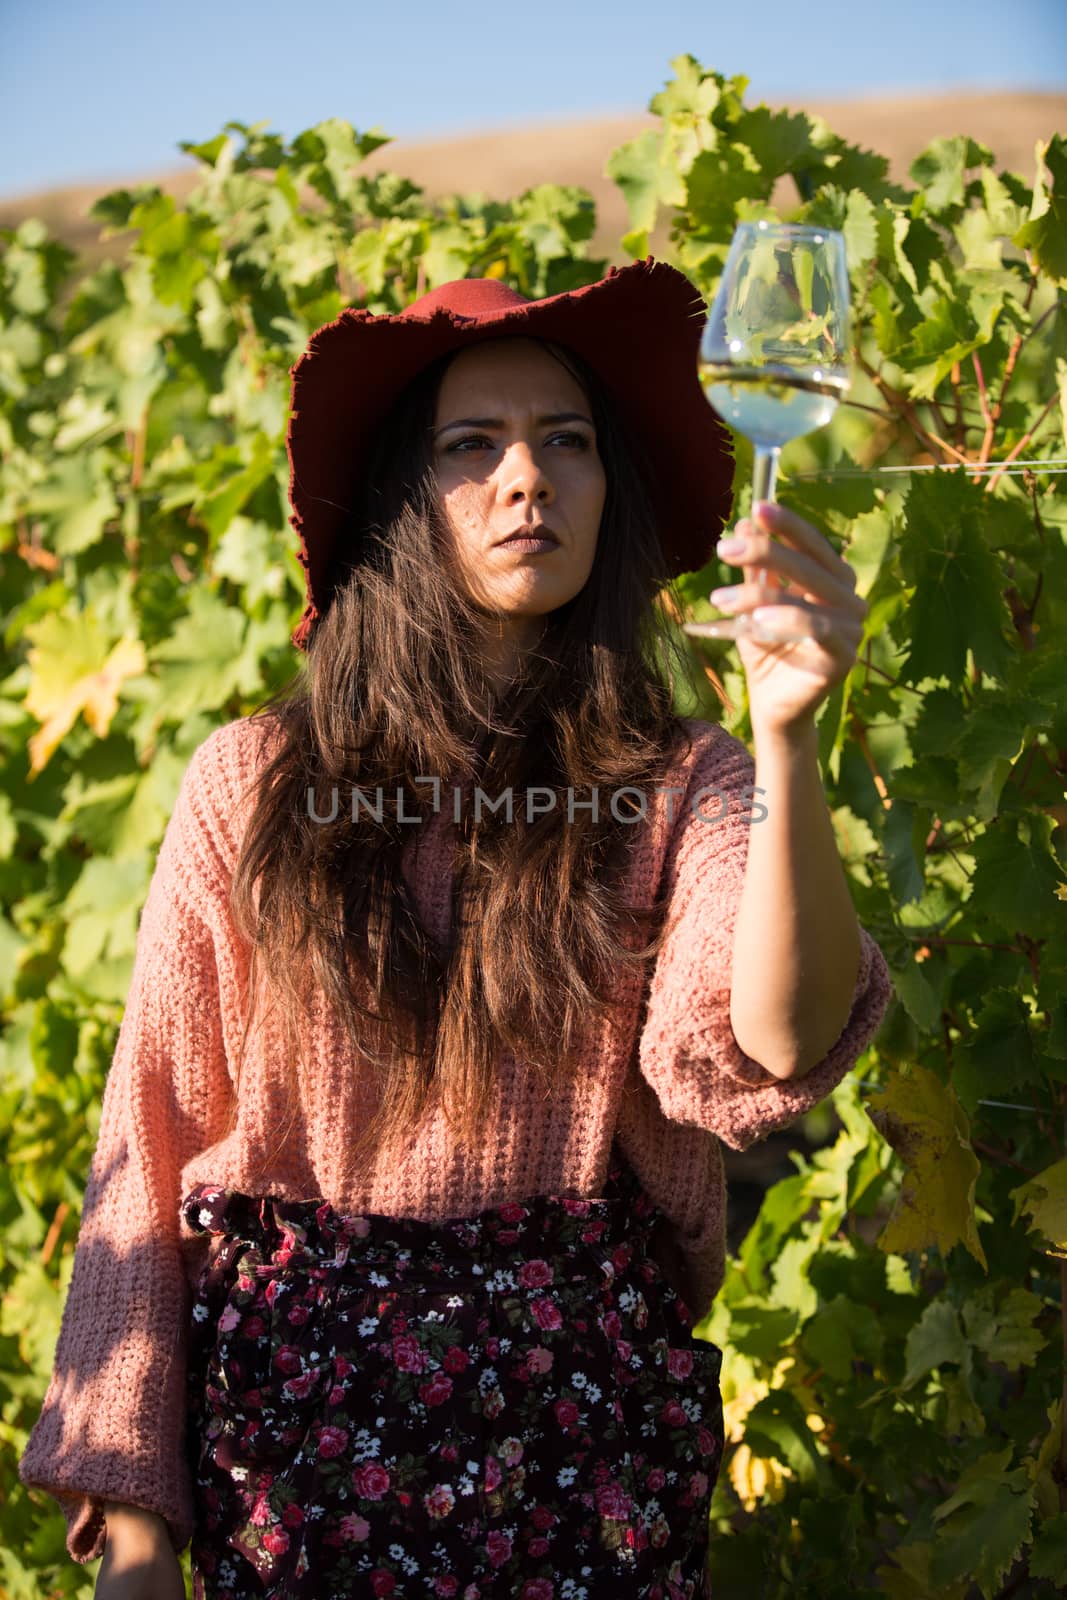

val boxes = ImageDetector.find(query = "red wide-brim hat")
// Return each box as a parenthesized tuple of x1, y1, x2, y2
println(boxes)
(285, 255, 735, 651)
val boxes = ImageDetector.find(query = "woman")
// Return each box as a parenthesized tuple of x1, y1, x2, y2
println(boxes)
(19, 258, 891, 1599)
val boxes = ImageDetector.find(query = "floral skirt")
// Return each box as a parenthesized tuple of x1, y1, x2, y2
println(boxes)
(181, 1143, 725, 1600)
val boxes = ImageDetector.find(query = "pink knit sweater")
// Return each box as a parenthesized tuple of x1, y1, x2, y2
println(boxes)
(19, 712, 892, 1564)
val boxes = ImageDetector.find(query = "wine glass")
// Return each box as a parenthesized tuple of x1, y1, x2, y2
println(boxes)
(684, 221, 851, 646)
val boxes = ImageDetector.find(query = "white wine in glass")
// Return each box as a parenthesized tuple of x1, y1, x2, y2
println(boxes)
(699, 365, 849, 464)
(686, 221, 851, 645)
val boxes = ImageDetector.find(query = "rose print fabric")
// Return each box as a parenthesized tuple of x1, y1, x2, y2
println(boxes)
(181, 1143, 725, 1599)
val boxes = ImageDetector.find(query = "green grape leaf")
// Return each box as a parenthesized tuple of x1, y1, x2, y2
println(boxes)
(980, 168, 1029, 236)
(830, 804, 878, 866)
(88, 187, 144, 231)
(930, 1450, 1035, 1595)
(815, 679, 846, 783)
(1046, 1000, 1067, 1060)
(954, 703, 1026, 792)
(178, 133, 230, 168)
(733, 106, 820, 182)
(888, 758, 965, 812)
(147, 588, 252, 719)
(903, 286, 1004, 398)
(742, 1388, 833, 1487)
(841, 189, 878, 268)
(0, 1254, 72, 1377)
(648, 54, 728, 127)
(954, 989, 1043, 1120)
(1014, 135, 1067, 285)
(843, 504, 895, 595)
(193, 433, 279, 538)
(214, 517, 291, 606)
(22, 451, 119, 556)
(867, 278, 903, 353)
(62, 854, 148, 980)
(960, 1283, 1045, 1371)
(876, 1541, 970, 1600)
(883, 797, 926, 905)
(897, 473, 1011, 685)
(967, 813, 1065, 940)
(604, 131, 686, 235)
(901, 1296, 970, 1390)
(940, 1369, 988, 1439)
(768, 1236, 819, 1321)
(909, 687, 965, 759)
(910, 136, 994, 214)
(1029, 1512, 1067, 1582)
(953, 206, 1005, 272)
(799, 1294, 884, 1382)
(420, 225, 476, 291)
(291, 118, 393, 208)
(724, 1298, 802, 1363)
(892, 959, 941, 1034)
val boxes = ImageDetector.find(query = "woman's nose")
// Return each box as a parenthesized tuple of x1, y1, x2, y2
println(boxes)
(500, 442, 553, 498)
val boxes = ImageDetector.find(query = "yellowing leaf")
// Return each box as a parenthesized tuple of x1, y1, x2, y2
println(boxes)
(24, 612, 146, 775)
(865, 1064, 987, 1269)
(721, 1369, 770, 1445)
(727, 1441, 792, 1512)
(1010, 1156, 1067, 1259)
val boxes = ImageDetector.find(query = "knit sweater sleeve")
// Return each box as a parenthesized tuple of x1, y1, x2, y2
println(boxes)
(17, 726, 241, 1564)
(637, 723, 893, 1151)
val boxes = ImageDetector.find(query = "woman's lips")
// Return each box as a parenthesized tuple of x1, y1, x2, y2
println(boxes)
(497, 535, 558, 552)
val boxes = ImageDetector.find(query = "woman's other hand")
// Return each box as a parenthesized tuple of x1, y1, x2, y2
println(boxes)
(94, 1504, 185, 1599)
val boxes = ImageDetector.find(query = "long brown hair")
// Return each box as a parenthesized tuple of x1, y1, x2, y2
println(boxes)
(226, 335, 717, 1182)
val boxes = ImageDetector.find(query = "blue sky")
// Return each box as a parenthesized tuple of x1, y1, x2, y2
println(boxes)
(2, 0, 1064, 197)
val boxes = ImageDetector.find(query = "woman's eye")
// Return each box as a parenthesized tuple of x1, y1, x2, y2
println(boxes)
(448, 432, 590, 453)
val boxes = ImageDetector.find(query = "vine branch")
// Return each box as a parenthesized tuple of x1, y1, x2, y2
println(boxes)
(985, 391, 1061, 492)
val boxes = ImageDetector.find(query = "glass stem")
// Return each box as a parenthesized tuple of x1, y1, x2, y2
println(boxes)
(752, 446, 780, 506)
(750, 446, 780, 605)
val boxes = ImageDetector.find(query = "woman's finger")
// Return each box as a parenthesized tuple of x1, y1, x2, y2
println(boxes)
(686, 602, 864, 655)
(725, 498, 862, 610)
(748, 601, 865, 656)
(711, 578, 868, 631)
(752, 499, 857, 589)
(721, 521, 864, 614)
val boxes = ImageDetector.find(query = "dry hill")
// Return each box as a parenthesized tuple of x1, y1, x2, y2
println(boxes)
(1, 91, 1063, 273)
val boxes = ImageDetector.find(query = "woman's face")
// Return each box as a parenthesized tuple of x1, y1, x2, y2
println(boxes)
(431, 338, 606, 631)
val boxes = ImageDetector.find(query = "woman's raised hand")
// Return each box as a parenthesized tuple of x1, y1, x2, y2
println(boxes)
(94, 1505, 185, 1599)
(700, 499, 868, 739)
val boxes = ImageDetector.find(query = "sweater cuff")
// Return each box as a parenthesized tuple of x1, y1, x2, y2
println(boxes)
(18, 1360, 196, 1565)
(20, 1475, 194, 1566)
